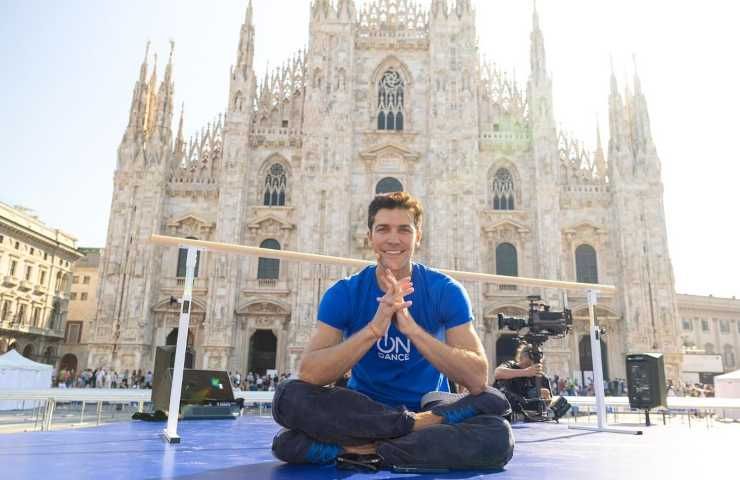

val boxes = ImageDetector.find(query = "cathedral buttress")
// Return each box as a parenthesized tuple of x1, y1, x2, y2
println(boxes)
(526, 3, 561, 287)
(200, 0, 259, 370)
(608, 63, 682, 379)
(91, 42, 174, 370)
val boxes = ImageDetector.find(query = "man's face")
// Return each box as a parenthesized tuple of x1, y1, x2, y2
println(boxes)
(368, 208, 421, 273)
(518, 353, 532, 368)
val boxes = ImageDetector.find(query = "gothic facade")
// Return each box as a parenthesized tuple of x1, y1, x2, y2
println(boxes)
(86, 0, 691, 382)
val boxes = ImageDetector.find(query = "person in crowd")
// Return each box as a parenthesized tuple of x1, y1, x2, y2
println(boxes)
(493, 343, 570, 422)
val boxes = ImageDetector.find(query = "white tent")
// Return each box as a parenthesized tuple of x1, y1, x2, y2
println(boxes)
(0, 349, 53, 410)
(714, 369, 740, 420)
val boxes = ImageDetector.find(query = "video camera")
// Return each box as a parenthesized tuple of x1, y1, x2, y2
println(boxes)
(497, 295, 572, 339)
(497, 295, 572, 363)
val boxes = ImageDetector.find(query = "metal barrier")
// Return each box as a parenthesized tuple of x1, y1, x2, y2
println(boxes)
(0, 389, 276, 432)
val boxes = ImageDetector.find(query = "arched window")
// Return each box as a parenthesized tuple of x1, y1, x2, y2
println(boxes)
(1, 300, 10, 321)
(495, 243, 518, 277)
(377, 70, 404, 131)
(166, 328, 195, 347)
(579, 335, 609, 381)
(337, 68, 346, 91)
(491, 168, 515, 210)
(176, 237, 201, 278)
(22, 344, 34, 359)
(263, 163, 287, 206)
(44, 347, 54, 365)
(257, 239, 281, 280)
(575, 244, 598, 284)
(233, 90, 244, 112)
(724, 345, 736, 369)
(59, 353, 78, 373)
(375, 177, 403, 194)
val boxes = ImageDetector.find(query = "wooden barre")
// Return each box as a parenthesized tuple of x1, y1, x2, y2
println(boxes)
(148, 234, 616, 294)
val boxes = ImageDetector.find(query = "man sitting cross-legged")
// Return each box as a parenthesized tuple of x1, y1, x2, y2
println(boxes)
(271, 192, 514, 471)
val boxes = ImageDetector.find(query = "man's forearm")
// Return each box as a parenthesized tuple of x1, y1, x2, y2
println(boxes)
(494, 367, 528, 381)
(298, 326, 378, 386)
(406, 327, 488, 394)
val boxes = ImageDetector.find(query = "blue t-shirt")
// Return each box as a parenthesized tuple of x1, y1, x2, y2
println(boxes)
(317, 263, 473, 411)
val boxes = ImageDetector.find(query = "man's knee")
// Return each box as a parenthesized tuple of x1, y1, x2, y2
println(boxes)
(464, 415, 515, 468)
(272, 379, 315, 427)
(477, 386, 512, 417)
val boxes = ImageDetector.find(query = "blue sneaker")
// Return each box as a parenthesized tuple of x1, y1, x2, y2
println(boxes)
(272, 428, 342, 464)
(426, 387, 511, 424)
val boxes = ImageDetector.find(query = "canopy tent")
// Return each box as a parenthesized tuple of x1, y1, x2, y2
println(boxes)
(0, 349, 53, 410)
(714, 369, 740, 420)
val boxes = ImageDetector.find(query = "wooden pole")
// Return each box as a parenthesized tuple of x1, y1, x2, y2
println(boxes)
(148, 234, 616, 294)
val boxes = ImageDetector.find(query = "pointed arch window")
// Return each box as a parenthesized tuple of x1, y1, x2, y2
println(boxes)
(263, 163, 287, 206)
(575, 244, 598, 284)
(724, 344, 736, 369)
(377, 70, 404, 131)
(492, 168, 515, 210)
(375, 177, 403, 194)
(176, 237, 201, 278)
(233, 90, 244, 112)
(257, 239, 281, 280)
(496, 243, 518, 277)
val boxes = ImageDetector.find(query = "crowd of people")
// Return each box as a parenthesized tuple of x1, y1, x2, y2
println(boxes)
(667, 381, 716, 397)
(228, 371, 291, 392)
(544, 375, 717, 398)
(53, 367, 291, 391)
(55, 368, 153, 389)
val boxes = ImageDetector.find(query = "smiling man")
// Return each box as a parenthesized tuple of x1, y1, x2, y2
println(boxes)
(270, 192, 514, 472)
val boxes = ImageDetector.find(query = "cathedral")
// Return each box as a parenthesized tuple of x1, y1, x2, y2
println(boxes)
(85, 0, 686, 383)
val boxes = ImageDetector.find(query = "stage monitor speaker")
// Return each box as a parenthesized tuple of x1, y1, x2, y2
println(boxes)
(152, 368, 235, 413)
(626, 353, 666, 410)
(154, 345, 195, 373)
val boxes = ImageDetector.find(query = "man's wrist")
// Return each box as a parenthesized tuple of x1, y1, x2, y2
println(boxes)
(366, 322, 384, 341)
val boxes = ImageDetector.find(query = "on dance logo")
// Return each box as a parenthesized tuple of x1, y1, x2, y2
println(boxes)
(376, 335, 411, 361)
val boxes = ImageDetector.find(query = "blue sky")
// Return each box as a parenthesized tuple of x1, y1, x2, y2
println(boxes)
(1, 0, 738, 298)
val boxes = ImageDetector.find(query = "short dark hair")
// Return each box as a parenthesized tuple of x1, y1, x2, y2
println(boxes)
(515, 343, 533, 362)
(367, 192, 423, 231)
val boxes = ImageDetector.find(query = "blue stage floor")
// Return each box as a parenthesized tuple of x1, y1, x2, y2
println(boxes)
(1, 415, 736, 480)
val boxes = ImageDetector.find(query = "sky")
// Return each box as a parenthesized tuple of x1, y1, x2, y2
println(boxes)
(0, 0, 738, 298)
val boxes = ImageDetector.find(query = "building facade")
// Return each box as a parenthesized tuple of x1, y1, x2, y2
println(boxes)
(87, 0, 717, 382)
(58, 248, 102, 373)
(0, 202, 82, 364)
(677, 294, 740, 373)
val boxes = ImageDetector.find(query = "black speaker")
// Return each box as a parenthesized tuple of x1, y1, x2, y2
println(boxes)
(154, 345, 195, 372)
(626, 353, 666, 410)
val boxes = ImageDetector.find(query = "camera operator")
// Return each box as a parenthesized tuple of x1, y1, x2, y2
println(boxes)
(493, 343, 569, 422)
